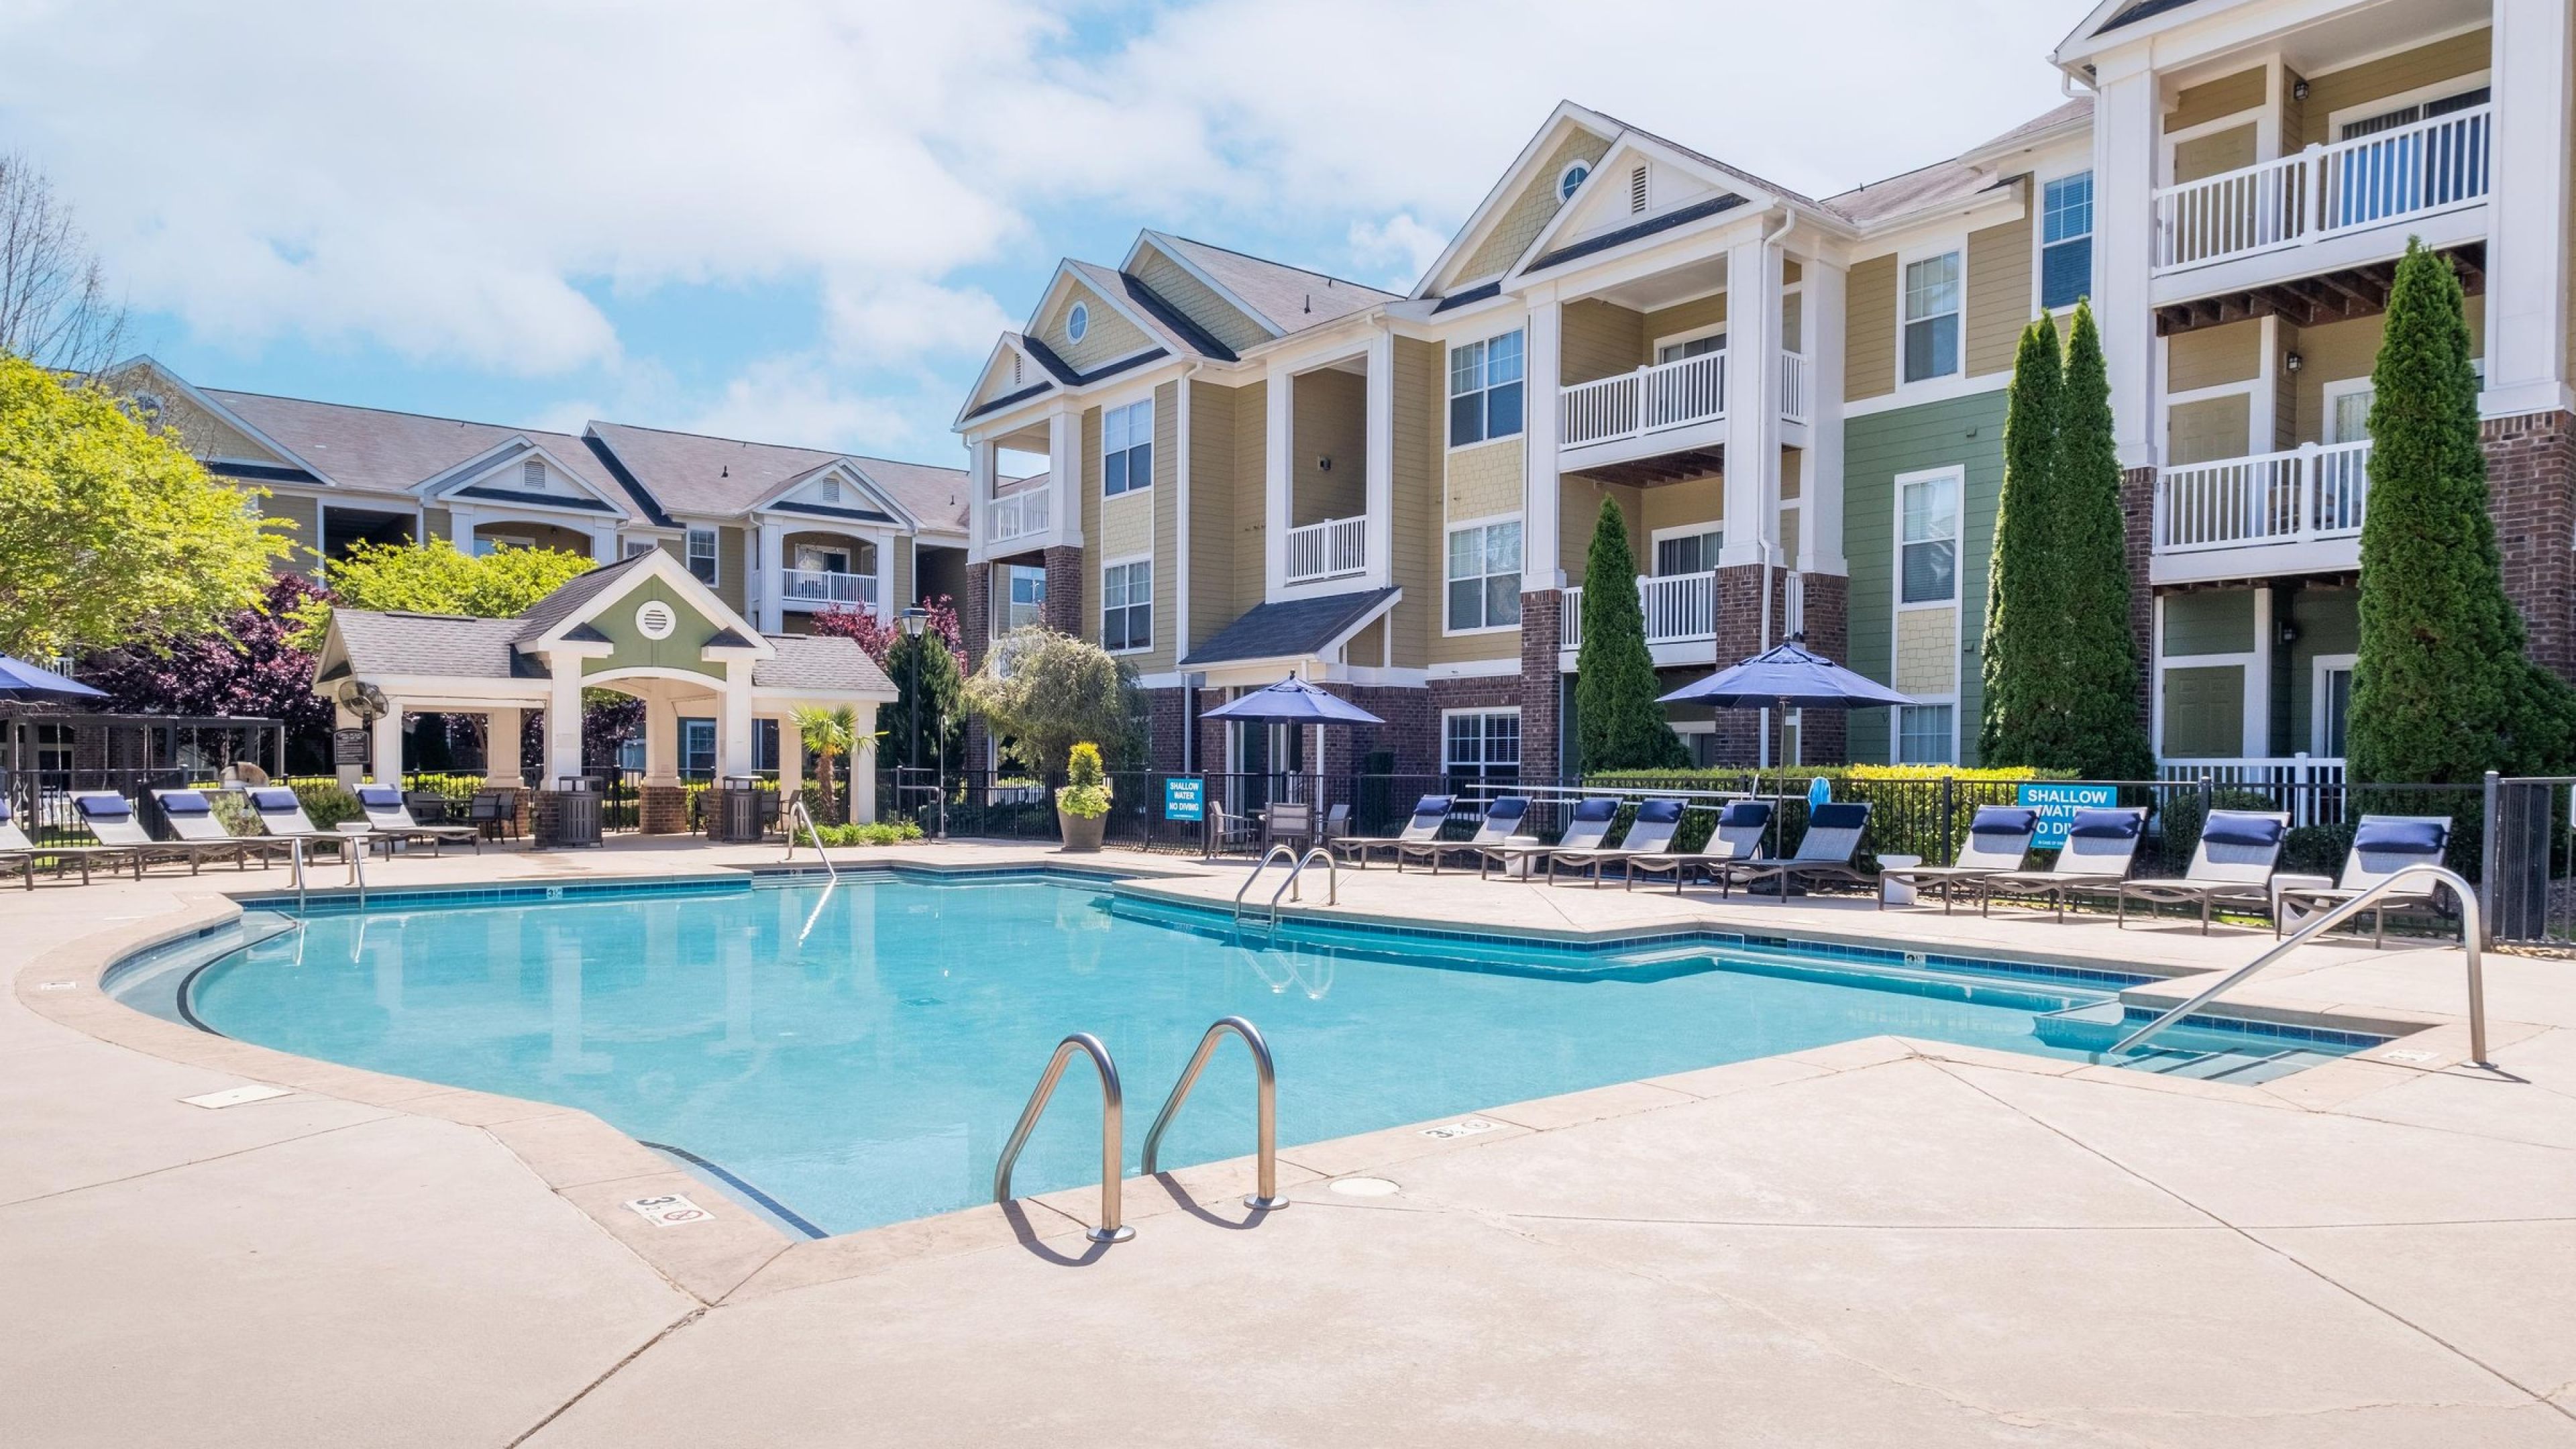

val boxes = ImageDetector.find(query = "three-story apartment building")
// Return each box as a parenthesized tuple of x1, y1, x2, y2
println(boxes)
(955, 0, 2575, 793)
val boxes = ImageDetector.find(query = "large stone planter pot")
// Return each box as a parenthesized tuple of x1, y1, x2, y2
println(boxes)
(1059, 808, 1107, 852)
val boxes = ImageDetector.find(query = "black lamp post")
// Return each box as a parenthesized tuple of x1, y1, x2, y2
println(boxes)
(899, 606, 928, 771)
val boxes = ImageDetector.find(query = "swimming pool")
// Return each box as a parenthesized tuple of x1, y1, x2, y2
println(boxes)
(117, 871, 2379, 1236)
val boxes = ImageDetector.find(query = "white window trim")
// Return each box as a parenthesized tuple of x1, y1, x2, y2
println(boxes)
(1444, 327, 1529, 455)
(2033, 166, 2094, 317)
(1892, 464, 1964, 613)
(2320, 375, 2376, 443)
(1442, 511, 1525, 638)
(1556, 160, 1591, 201)
(1099, 551, 1154, 656)
(686, 526, 721, 587)
(1895, 239, 1968, 392)
(1894, 696, 1962, 767)
(1099, 392, 1156, 498)
(1649, 321, 1728, 359)
(1439, 706, 1523, 773)
(2324, 70, 2492, 137)
(1066, 301, 1091, 343)
(2310, 652, 2359, 756)
(1648, 522, 1725, 576)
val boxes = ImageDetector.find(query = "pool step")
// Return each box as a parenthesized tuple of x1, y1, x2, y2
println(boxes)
(2031, 1001, 2349, 1085)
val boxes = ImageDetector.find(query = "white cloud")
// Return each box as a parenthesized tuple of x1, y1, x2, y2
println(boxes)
(684, 356, 919, 453)
(1346, 214, 1449, 291)
(824, 278, 1016, 364)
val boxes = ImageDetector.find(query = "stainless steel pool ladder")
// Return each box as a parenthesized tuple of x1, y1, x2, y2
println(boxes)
(1140, 1016, 1289, 1211)
(2111, 863, 2489, 1066)
(784, 797, 838, 881)
(991, 1032, 1134, 1244)
(1232, 845, 1337, 930)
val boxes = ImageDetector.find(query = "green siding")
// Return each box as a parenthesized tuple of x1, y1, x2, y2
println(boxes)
(2162, 665, 2245, 756)
(2161, 588, 2256, 656)
(1842, 390, 2009, 763)
(2282, 585, 2359, 751)
(578, 576, 728, 680)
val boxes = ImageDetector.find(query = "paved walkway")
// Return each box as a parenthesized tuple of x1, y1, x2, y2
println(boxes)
(4, 837, 2571, 1446)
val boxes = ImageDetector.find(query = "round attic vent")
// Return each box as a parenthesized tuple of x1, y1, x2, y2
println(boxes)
(635, 600, 677, 641)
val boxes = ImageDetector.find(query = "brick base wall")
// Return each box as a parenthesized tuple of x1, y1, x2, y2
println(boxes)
(1042, 545, 1084, 637)
(1423, 675, 1519, 781)
(1516, 590, 1564, 782)
(1798, 572, 1851, 765)
(638, 784, 688, 835)
(1145, 688, 1189, 773)
(2484, 410, 2576, 683)
(962, 561, 993, 769)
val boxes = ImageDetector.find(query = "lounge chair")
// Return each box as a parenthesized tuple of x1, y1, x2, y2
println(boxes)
(2274, 815, 2455, 948)
(1878, 806, 2038, 913)
(1400, 796, 1528, 874)
(1328, 794, 1452, 868)
(247, 786, 383, 858)
(1477, 796, 1620, 880)
(1978, 807, 2148, 922)
(1538, 798, 1688, 885)
(469, 790, 522, 841)
(72, 792, 248, 876)
(1711, 801, 1877, 901)
(354, 785, 483, 854)
(152, 789, 292, 871)
(1623, 800, 1775, 894)
(2115, 810, 2288, 932)
(0, 798, 136, 887)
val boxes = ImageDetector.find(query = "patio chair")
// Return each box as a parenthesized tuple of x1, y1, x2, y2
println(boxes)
(1399, 796, 1529, 874)
(247, 786, 384, 857)
(2115, 810, 2289, 932)
(2274, 815, 2455, 948)
(1535, 798, 1690, 885)
(1478, 796, 1620, 880)
(1328, 795, 1452, 869)
(469, 790, 522, 841)
(151, 789, 292, 871)
(1320, 802, 1350, 842)
(1263, 801, 1316, 853)
(72, 792, 247, 876)
(1978, 807, 2149, 922)
(355, 785, 484, 855)
(1711, 801, 1877, 902)
(1878, 806, 2038, 913)
(0, 798, 136, 887)
(1624, 800, 1774, 894)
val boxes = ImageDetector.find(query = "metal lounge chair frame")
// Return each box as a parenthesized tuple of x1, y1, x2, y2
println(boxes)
(354, 785, 484, 855)
(71, 792, 247, 876)
(1534, 798, 1688, 885)
(1978, 807, 2149, 922)
(1478, 796, 1621, 881)
(1712, 802, 1877, 901)
(2114, 809, 2289, 932)
(1327, 795, 1453, 869)
(2273, 815, 2455, 948)
(152, 789, 294, 871)
(1399, 797, 1528, 874)
(1878, 806, 2037, 913)
(1623, 800, 1774, 894)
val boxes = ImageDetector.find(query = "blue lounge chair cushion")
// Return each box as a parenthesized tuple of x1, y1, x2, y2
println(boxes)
(356, 786, 402, 808)
(1809, 802, 1870, 831)
(1409, 795, 1454, 818)
(2355, 819, 2447, 854)
(1968, 806, 2037, 837)
(250, 788, 301, 812)
(2068, 809, 2142, 839)
(2200, 812, 2285, 848)
(1717, 801, 1771, 828)
(158, 791, 214, 815)
(1485, 798, 1529, 821)
(1635, 799, 1685, 825)
(0, 798, 13, 823)
(1570, 798, 1620, 822)
(73, 794, 131, 820)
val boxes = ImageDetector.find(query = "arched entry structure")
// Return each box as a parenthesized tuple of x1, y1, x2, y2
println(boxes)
(310, 549, 897, 833)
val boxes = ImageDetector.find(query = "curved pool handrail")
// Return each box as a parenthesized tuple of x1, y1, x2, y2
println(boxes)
(1138, 1015, 1287, 1211)
(991, 1030, 1134, 1244)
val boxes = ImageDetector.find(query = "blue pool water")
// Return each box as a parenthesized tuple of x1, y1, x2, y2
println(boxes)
(150, 872, 2369, 1236)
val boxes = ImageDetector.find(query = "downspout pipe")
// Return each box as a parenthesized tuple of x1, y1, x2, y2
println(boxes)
(1753, 207, 1794, 769)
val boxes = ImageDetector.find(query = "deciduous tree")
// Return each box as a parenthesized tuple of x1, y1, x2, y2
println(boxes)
(964, 627, 1136, 775)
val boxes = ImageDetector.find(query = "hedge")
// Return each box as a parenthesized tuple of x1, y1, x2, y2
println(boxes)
(1584, 765, 2074, 867)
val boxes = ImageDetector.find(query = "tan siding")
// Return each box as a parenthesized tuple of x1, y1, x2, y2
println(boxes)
(655, 537, 684, 562)
(1560, 299, 1644, 385)
(2172, 124, 2257, 184)
(1130, 251, 1270, 356)
(1559, 476, 1642, 581)
(2298, 30, 2491, 147)
(1037, 282, 1152, 374)
(1445, 437, 1523, 520)
(1638, 472, 1723, 538)
(963, 348, 1028, 415)
(140, 387, 285, 466)
(2283, 300, 2484, 445)
(1965, 213, 2031, 378)
(2167, 318, 2263, 391)
(1079, 406, 1103, 638)
(1641, 292, 1728, 354)
(1455, 131, 1613, 282)
(1147, 380, 1179, 672)
(422, 507, 453, 545)
(2167, 393, 2253, 464)
(1391, 337, 1442, 669)
(1289, 369, 1366, 525)
(1100, 492, 1152, 559)
(1845, 254, 1896, 401)
(716, 527, 746, 614)
(262, 492, 322, 576)
(893, 537, 914, 610)
(1232, 382, 1267, 624)
(1894, 606, 1957, 695)
(2167, 66, 2267, 133)
(1187, 380, 1238, 650)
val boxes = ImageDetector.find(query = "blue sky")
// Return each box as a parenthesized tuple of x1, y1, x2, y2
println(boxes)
(1, 0, 2078, 469)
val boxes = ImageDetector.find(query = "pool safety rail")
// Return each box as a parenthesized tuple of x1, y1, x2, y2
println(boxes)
(1234, 845, 1338, 929)
(992, 1032, 1134, 1244)
(2112, 863, 2489, 1066)
(1140, 1016, 1289, 1212)
(783, 797, 838, 882)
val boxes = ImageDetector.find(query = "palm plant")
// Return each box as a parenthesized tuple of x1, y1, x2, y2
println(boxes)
(791, 704, 863, 824)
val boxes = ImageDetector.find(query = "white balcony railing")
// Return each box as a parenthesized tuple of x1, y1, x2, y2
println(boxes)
(987, 488, 1051, 545)
(2153, 104, 2489, 273)
(1561, 350, 1727, 449)
(1560, 570, 1717, 651)
(1283, 515, 1367, 584)
(2157, 755, 2346, 826)
(1779, 352, 1811, 426)
(780, 568, 879, 610)
(2155, 439, 2371, 555)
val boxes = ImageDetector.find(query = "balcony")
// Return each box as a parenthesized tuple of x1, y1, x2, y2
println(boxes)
(1558, 570, 1718, 668)
(1284, 515, 1366, 585)
(780, 568, 879, 612)
(2152, 105, 2489, 290)
(2151, 439, 2369, 585)
(1562, 350, 1727, 451)
(987, 488, 1051, 547)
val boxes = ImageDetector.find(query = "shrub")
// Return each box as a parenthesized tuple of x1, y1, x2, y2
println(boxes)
(1057, 741, 1112, 818)
(1585, 764, 2073, 867)
(290, 780, 363, 829)
(811, 820, 924, 847)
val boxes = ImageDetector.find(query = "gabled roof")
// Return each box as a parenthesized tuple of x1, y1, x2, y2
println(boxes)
(1182, 588, 1401, 667)
(202, 389, 625, 500)
(1136, 233, 1395, 337)
(326, 611, 535, 681)
(510, 551, 658, 643)
(1063, 259, 1234, 363)
(419, 435, 635, 518)
(584, 421, 972, 533)
(1821, 99, 2087, 229)
(109, 356, 331, 480)
(755, 634, 898, 694)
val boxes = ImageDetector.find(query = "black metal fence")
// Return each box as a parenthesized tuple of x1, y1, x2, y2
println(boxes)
(2, 766, 194, 845)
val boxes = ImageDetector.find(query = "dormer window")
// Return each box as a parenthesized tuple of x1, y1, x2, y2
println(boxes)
(1067, 302, 1089, 343)
(521, 460, 544, 490)
(1558, 162, 1590, 202)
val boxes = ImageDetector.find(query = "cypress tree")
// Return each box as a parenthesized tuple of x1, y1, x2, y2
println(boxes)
(2349, 240, 2576, 781)
(2050, 301, 2155, 780)
(1574, 496, 1688, 772)
(1978, 315, 2061, 766)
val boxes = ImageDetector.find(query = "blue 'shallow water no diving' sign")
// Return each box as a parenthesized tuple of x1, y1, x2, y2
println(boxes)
(1164, 776, 1205, 822)
(2016, 782, 2117, 849)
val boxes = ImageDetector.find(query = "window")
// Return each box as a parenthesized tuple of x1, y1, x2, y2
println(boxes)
(1558, 161, 1590, 201)
(1446, 519, 1523, 631)
(1656, 330, 1725, 365)
(686, 527, 719, 586)
(472, 533, 532, 557)
(1654, 527, 1724, 576)
(1067, 302, 1089, 343)
(1902, 252, 1962, 383)
(1896, 704, 1955, 765)
(2325, 378, 2375, 444)
(623, 539, 656, 559)
(2041, 172, 2092, 310)
(680, 719, 716, 779)
(1899, 471, 1959, 605)
(1102, 398, 1153, 496)
(1000, 564, 1046, 633)
(1102, 559, 1151, 652)
(1444, 710, 1521, 787)
(1448, 329, 1525, 446)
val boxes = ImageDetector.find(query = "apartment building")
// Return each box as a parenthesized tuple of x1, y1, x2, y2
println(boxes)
(955, 0, 2575, 791)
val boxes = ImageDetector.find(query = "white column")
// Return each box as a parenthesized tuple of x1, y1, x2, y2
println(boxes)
(1264, 362, 1293, 601)
(756, 520, 786, 634)
(1523, 293, 1565, 590)
(2094, 60, 2162, 470)
(448, 504, 478, 554)
(2246, 588, 2273, 757)
(544, 657, 584, 786)
(851, 704, 878, 824)
(1047, 406, 1081, 549)
(965, 436, 998, 564)
(371, 701, 404, 785)
(484, 707, 523, 788)
(1802, 258, 1847, 576)
(1719, 229, 1782, 570)
(716, 661, 755, 780)
(643, 692, 680, 787)
(1173, 380, 1193, 651)
(2484, 0, 2576, 418)
(589, 523, 614, 561)
(775, 714, 804, 798)
(1363, 329, 1395, 590)
(333, 700, 362, 791)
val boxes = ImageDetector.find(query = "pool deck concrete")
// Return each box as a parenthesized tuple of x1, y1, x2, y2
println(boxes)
(5, 836, 2573, 1446)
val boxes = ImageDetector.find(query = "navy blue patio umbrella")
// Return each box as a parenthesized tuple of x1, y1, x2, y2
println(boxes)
(0, 654, 107, 704)
(1660, 638, 1911, 768)
(1200, 676, 1383, 816)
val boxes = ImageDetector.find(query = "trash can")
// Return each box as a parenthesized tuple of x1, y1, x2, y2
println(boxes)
(538, 775, 602, 849)
(711, 776, 768, 843)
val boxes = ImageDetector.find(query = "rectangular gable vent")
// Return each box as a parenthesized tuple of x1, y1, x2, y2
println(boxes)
(1629, 165, 1648, 214)
(521, 459, 545, 490)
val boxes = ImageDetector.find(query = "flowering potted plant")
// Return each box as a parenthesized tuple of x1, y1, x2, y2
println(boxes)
(1056, 741, 1112, 851)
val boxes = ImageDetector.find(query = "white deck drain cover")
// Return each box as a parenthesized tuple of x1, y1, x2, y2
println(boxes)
(182, 1085, 292, 1109)
(2379, 1049, 2440, 1064)
(1329, 1177, 1401, 1197)
(1419, 1118, 1499, 1141)
(36, 981, 77, 991)
(624, 1193, 715, 1227)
